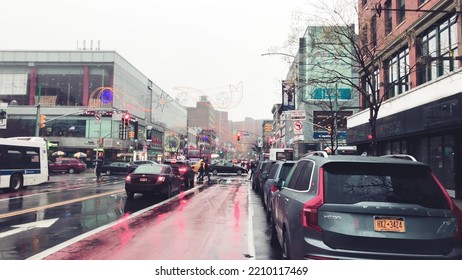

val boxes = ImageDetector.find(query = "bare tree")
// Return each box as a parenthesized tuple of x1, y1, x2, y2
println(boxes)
(281, 1, 420, 155)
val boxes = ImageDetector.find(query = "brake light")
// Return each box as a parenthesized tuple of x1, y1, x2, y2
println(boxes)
(157, 176, 166, 182)
(431, 172, 462, 239)
(302, 167, 324, 232)
(179, 167, 187, 173)
(270, 183, 278, 193)
(125, 175, 131, 183)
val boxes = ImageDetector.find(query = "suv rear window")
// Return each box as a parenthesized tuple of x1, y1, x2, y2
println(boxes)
(323, 162, 449, 209)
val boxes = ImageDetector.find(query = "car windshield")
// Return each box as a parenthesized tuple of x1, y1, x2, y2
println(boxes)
(323, 162, 450, 209)
(133, 165, 163, 174)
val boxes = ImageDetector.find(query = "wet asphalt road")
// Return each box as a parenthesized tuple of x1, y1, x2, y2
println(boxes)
(0, 171, 282, 260)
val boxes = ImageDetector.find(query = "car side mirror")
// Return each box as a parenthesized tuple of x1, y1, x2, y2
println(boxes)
(278, 180, 286, 190)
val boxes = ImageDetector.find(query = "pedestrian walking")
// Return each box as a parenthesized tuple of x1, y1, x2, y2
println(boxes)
(198, 161, 205, 182)
(94, 159, 103, 183)
(203, 161, 211, 181)
(249, 160, 257, 180)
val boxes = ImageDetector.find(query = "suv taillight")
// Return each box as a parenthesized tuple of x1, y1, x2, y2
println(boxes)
(431, 172, 462, 240)
(302, 167, 324, 232)
(179, 167, 187, 173)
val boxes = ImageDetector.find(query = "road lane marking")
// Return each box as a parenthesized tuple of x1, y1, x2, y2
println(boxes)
(0, 218, 59, 238)
(0, 190, 124, 220)
(247, 184, 256, 259)
(27, 186, 205, 260)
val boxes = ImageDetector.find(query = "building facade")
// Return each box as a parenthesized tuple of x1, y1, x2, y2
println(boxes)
(274, 26, 359, 158)
(0, 50, 186, 165)
(349, 0, 462, 198)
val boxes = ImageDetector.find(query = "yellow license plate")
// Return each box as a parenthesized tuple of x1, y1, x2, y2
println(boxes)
(140, 178, 148, 182)
(374, 216, 405, 233)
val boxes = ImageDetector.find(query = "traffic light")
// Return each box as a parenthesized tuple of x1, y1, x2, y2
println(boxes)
(121, 113, 130, 128)
(269, 138, 273, 146)
(39, 114, 47, 128)
(129, 130, 135, 139)
(236, 131, 241, 141)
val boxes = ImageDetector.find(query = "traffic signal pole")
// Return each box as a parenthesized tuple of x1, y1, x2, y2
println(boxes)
(34, 85, 42, 137)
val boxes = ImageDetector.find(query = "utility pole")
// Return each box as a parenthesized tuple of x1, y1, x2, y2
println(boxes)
(34, 84, 42, 137)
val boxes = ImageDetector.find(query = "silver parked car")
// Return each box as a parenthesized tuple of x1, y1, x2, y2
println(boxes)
(262, 160, 296, 218)
(271, 152, 462, 259)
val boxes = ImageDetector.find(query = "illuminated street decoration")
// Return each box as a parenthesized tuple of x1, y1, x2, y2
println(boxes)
(100, 88, 113, 104)
(173, 81, 243, 109)
(88, 87, 115, 109)
(154, 92, 172, 112)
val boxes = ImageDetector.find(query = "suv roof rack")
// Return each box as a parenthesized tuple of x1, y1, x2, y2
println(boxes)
(302, 151, 329, 158)
(380, 154, 418, 162)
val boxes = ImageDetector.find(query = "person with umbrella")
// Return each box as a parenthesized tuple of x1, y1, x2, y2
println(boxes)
(94, 159, 103, 183)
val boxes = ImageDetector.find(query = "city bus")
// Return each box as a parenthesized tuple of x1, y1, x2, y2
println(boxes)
(0, 137, 49, 192)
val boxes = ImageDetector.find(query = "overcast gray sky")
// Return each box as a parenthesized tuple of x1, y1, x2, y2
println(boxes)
(1, 0, 347, 121)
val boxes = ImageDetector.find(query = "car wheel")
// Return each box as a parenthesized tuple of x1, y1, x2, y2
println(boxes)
(282, 230, 291, 260)
(106, 170, 111, 175)
(126, 191, 134, 199)
(237, 170, 242, 176)
(9, 174, 23, 192)
(68, 168, 75, 174)
(212, 169, 218, 175)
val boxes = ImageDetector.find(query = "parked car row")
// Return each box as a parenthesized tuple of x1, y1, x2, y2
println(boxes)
(252, 152, 462, 260)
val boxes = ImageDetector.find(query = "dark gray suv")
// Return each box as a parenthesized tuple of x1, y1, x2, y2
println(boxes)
(271, 151, 462, 259)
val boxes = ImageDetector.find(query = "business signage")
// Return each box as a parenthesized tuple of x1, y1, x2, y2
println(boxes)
(290, 110, 306, 121)
(313, 131, 346, 139)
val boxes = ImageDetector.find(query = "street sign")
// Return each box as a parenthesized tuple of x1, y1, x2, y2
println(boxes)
(293, 121, 303, 135)
(290, 110, 306, 121)
(94, 113, 102, 124)
(257, 137, 263, 147)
